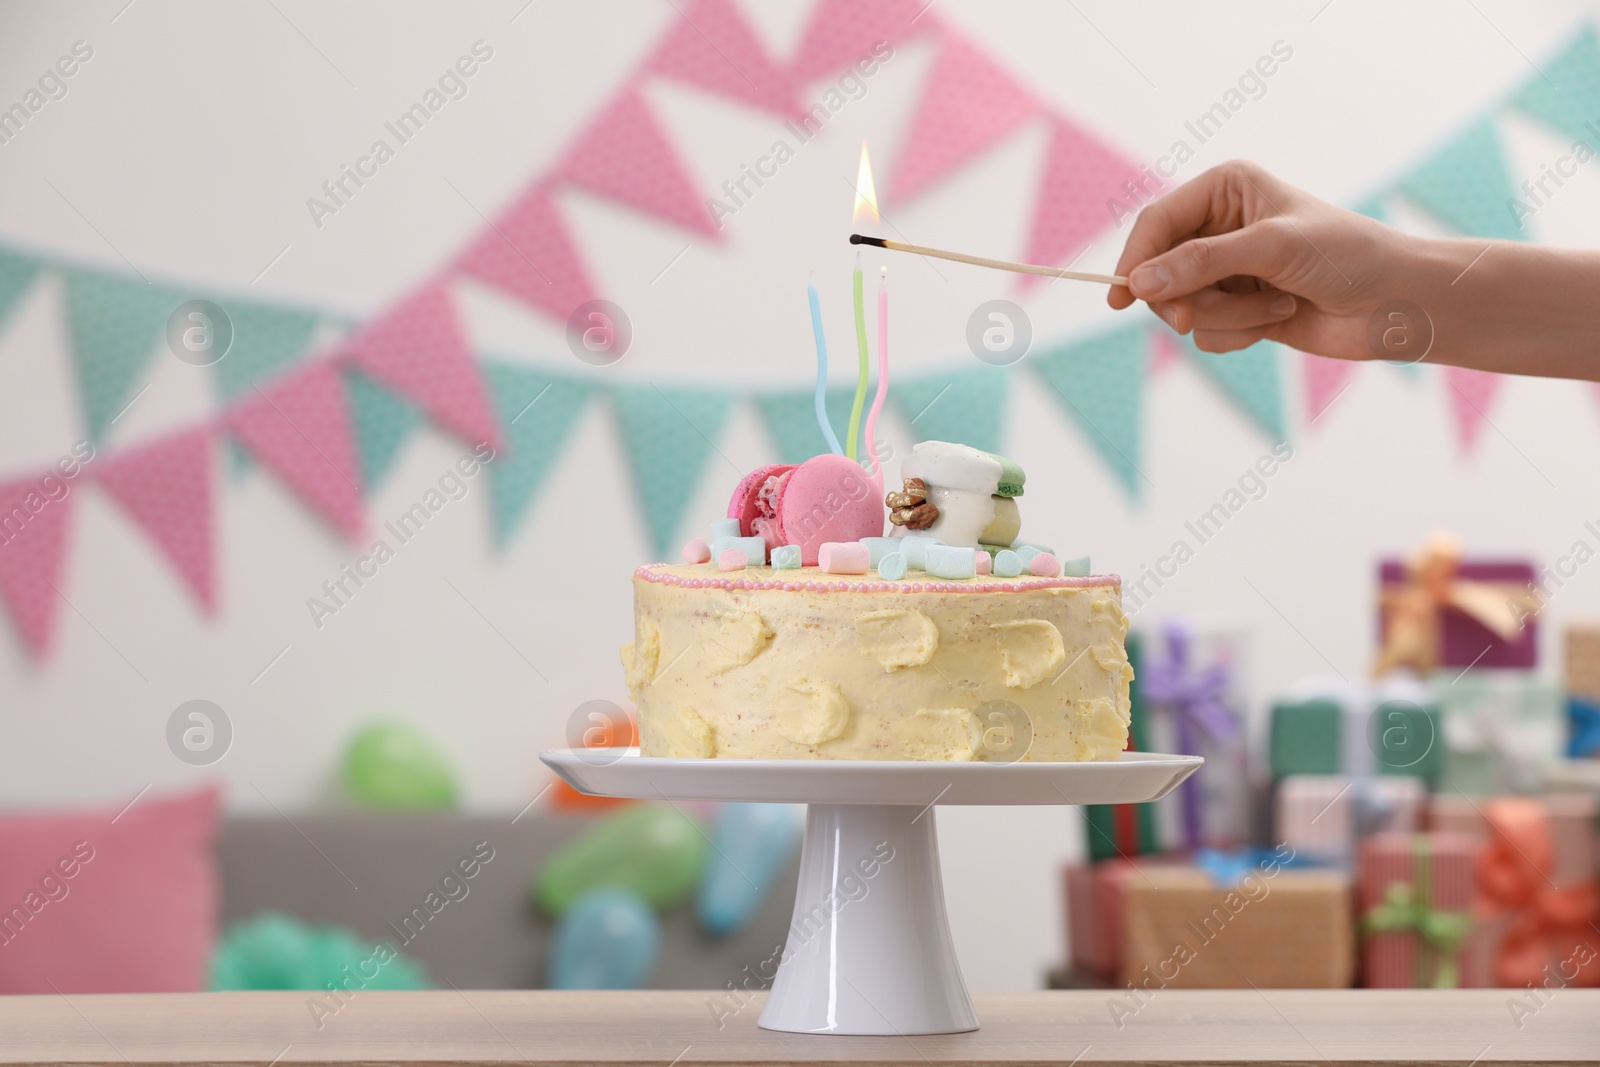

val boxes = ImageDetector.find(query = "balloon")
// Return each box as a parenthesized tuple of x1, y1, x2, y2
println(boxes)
(546, 888, 661, 990)
(535, 804, 707, 916)
(696, 804, 802, 935)
(341, 720, 458, 809)
(209, 912, 430, 990)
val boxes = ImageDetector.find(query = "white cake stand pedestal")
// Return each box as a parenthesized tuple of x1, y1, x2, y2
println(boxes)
(541, 748, 1201, 1037)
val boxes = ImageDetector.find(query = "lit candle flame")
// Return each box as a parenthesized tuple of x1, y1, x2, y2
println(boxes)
(851, 141, 879, 226)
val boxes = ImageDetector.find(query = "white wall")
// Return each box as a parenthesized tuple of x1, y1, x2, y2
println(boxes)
(1, 0, 1597, 990)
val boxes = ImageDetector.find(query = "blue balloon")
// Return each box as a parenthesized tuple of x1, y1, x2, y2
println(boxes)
(546, 888, 661, 990)
(696, 803, 801, 936)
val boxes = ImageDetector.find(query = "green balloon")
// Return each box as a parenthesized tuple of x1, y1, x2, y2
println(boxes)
(341, 721, 458, 809)
(536, 805, 708, 916)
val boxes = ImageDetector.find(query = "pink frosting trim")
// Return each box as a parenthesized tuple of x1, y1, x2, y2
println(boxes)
(633, 562, 1120, 594)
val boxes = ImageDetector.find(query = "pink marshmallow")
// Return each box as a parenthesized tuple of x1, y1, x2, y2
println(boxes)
(682, 538, 712, 564)
(1029, 552, 1061, 577)
(975, 550, 992, 576)
(818, 541, 870, 574)
(718, 548, 748, 572)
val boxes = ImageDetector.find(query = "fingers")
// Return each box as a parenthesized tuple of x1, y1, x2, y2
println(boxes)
(1152, 288, 1296, 334)
(1109, 171, 1228, 309)
(1127, 221, 1292, 304)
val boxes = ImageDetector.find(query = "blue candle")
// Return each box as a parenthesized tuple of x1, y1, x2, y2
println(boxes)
(807, 275, 844, 455)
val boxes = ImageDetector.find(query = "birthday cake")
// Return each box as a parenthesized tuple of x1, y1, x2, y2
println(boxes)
(622, 439, 1134, 763)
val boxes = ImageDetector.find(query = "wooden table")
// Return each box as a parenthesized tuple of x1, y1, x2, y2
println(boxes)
(1, 990, 1595, 1065)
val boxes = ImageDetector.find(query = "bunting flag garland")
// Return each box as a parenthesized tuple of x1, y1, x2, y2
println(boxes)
(554, 91, 720, 238)
(1442, 365, 1504, 453)
(92, 426, 217, 613)
(1186, 338, 1287, 441)
(342, 284, 503, 450)
(454, 181, 595, 322)
(0, 246, 39, 327)
(1032, 324, 1149, 494)
(893, 365, 1010, 455)
(1301, 352, 1357, 427)
(481, 361, 591, 544)
(755, 388, 862, 465)
(0, 6, 1596, 660)
(0, 476, 73, 659)
(344, 370, 423, 492)
(1508, 26, 1600, 143)
(612, 384, 732, 556)
(888, 34, 1038, 204)
(1020, 116, 1143, 281)
(645, 0, 800, 116)
(64, 269, 185, 442)
(226, 360, 365, 539)
(210, 302, 321, 402)
(789, 0, 936, 82)
(1397, 118, 1522, 241)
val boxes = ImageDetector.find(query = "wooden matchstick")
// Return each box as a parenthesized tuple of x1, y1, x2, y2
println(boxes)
(849, 234, 1128, 286)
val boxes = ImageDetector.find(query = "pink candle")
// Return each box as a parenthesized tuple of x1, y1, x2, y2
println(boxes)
(864, 266, 889, 496)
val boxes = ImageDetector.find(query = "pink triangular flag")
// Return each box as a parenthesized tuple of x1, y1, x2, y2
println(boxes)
(790, 0, 936, 82)
(646, 0, 798, 115)
(456, 182, 594, 323)
(94, 426, 218, 613)
(343, 284, 503, 450)
(1302, 352, 1357, 426)
(0, 475, 73, 659)
(227, 359, 364, 538)
(1149, 329, 1182, 376)
(555, 91, 719, 238)
(1021, 116, 1142, 286)
(1443, 366, 1504, 453)
(889, 33, 1038, 204)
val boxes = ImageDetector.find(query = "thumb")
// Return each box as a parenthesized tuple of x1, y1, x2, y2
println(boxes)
(1126, 221, 1288, 302)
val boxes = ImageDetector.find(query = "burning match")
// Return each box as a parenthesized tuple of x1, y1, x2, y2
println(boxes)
(848, 234, 1128, 287)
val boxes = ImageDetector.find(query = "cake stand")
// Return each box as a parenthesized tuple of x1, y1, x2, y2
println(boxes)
(541, 747, 1201, 1036)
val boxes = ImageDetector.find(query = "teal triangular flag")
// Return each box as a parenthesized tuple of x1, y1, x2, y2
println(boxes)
(1185, 337, 1287, 440)
(1509, 26, 1600, 143)
(1398, 119, 1522, 240)
(0, 246, 40, 328)
(612, 384, 732, 557)
(893, 365, 1010, 454)
(1032, 325, 1148, 494)
(213, 301, 320, 401)
(754, 388, 858, 464)
(65, 268, 184, 441)
(345, 369, 422, 491)
(482, 360, 591, 544)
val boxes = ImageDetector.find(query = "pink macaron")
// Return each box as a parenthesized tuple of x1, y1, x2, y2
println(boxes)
(727, 454, 884, 566)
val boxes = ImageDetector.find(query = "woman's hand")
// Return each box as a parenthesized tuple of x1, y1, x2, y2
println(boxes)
(1109, 161, 1404, 360)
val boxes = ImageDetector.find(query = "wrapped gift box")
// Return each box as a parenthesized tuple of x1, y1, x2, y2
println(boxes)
(1120, 863, 1355, 988)
(1063, 856, 1183, 980)
(1268, 678, 1441, 783)
(1358, 832, 1480, 987)
(1083, 634, 1160, 861)
(1276, 774, 1426, 865)
(1428, 793, 1600, 987)
(1430, 671, 1564, 794)
(1565, 621, 1600, 758)
(1136, 619, 1255, 853)
(1377, 557, 1538, 671)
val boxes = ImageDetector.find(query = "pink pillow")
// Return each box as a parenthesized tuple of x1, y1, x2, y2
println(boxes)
(0, 785, 219, 993)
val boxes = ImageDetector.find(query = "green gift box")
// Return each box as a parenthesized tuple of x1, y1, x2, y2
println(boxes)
(1083, 634, 1159, 861)
(1268, 689, 1441, 783)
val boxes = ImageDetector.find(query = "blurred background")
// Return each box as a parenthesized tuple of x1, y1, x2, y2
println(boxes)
(2, 0, 1599, 996)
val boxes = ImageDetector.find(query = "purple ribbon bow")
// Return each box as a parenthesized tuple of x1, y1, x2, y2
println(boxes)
(1140, 624, 1240, 850)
